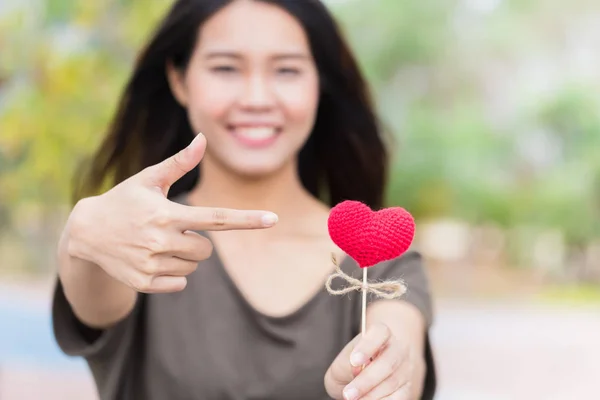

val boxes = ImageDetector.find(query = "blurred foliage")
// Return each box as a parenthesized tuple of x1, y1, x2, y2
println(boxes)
(0, 0, 599, 270)
(538, 283, 600, 305)
(332, 0, 600, 248)
(0, 1, 171, 213)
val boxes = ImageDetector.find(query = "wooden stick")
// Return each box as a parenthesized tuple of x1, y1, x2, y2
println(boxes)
(361, 267, 367, 336)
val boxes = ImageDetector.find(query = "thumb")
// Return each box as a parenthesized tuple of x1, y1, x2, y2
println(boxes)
(325, 335, 360, 397)
(143, 132, 207, 194)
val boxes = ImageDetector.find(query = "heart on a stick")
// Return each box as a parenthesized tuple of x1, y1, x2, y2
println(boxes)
(328, 200, 415, 268)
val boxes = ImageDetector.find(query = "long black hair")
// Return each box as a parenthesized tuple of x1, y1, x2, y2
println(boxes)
(74, 0, 389, 210)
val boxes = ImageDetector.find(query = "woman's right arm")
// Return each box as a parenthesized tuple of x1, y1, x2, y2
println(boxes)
(56, 133, 278, 330)
(57, 199, 138, 330)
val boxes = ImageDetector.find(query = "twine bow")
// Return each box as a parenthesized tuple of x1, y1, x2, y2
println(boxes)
(325, 253, 407, 300)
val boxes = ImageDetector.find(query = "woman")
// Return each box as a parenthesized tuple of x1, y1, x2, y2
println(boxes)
(52, 0, 437, 399)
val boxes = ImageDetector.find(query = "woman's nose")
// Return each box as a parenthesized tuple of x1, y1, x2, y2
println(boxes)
(239, 74, 275, 110)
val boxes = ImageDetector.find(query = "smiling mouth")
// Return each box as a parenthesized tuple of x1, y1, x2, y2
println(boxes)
(227, 125, 282, 148)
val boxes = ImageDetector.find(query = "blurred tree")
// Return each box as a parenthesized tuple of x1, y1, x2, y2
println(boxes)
(1, 0, 599, 274)
(0, 1, 171, 210)
(0, 1, 171, 272)
(532, 86, 600, 245)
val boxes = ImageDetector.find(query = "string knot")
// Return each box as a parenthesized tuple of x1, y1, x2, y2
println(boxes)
(325, 253, 407, 300)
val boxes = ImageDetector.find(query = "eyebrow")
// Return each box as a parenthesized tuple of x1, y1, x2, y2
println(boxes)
(203, 51, 309, 61)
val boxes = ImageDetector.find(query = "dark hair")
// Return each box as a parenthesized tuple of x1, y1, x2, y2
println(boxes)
(74, 0, 389, 209)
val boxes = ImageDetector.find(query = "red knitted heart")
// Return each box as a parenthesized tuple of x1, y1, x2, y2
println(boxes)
(328, 200, 415, 268)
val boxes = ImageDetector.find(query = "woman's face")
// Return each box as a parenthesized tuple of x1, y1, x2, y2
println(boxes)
(168, 0, 320, 178)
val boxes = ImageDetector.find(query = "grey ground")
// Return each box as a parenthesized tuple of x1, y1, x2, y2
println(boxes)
(1, 282, 598, 400)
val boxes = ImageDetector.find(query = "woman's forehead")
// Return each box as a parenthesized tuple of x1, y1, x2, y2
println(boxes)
(196, 1, 311, 56)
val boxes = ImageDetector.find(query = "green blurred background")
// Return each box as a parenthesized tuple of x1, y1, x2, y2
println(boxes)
(1, 0, 599, 399)
(2, 0, 600, 290)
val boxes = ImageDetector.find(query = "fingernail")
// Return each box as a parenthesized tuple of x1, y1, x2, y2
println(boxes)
(350, 351, 367, 367)
(187, 132, 203, 151)
(343, 386, 359, 400)
(261, 213, 278, 227)
(192, 132, 204, 144)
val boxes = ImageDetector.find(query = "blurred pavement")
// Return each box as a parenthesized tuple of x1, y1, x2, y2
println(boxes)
(1, 280, 599, 400)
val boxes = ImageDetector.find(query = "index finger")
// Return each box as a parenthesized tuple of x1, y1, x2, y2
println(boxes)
(171, 203, 278, 231)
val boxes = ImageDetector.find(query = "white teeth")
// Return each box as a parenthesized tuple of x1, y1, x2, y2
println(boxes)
(234, 127, 276, 140)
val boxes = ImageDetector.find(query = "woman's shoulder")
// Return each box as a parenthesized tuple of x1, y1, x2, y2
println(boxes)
(363, 249, 425, 283)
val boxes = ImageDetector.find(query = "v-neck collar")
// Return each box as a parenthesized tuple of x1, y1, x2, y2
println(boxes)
(201, 230, 354, 324)
(172, 192, 356, 322)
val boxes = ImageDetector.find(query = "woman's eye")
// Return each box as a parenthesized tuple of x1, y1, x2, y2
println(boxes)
(277, 67, 300, 76)
(211, 66, 237, 74)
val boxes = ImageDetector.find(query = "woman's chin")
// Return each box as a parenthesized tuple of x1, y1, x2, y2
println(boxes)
(225, 160, 291, 181)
